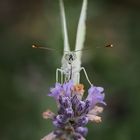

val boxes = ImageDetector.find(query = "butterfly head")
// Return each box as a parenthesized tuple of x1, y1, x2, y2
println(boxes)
(64, 51, 77, 64)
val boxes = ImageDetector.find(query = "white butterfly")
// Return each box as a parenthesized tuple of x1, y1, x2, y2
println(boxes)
(56, 0, 92, 86)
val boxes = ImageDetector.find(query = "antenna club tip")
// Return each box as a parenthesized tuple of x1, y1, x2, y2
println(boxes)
(110, 44, 114, 47)
(32, 44, 37, 48)
(105, 44, 114, 48)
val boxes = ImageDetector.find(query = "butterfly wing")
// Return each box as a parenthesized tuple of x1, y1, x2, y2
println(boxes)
(75, 0, 87, 60)
(71, 0, 88, 84)
(59, 0, 70, 52)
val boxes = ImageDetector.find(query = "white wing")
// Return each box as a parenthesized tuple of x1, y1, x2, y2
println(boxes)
(59, 0, 70, 52)
(75, 0, 87, 60)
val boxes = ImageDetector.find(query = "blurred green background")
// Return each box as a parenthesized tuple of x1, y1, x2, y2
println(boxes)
(0, 0, 140, 140)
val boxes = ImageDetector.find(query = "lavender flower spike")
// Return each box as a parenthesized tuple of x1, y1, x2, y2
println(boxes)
(42, 80, 106, 140)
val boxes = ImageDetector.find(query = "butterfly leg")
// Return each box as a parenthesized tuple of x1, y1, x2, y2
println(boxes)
(80, 67, 93, 86)
(77, 72, 80, 84)
(56, 68, 63, 83)
(56, 68, 59, 83)
(61, 70, 64, 84)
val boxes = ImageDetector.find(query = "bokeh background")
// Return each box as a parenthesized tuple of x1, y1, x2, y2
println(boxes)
(0, 0, 140, 140)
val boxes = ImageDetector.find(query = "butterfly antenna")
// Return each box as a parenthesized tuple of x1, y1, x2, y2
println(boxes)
(32, 44, 56, 51)
(96, 44, 114, 49)
(74, 44, 114, 51)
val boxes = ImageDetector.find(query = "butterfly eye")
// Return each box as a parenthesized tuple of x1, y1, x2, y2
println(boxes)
(64, 54, 70, 61)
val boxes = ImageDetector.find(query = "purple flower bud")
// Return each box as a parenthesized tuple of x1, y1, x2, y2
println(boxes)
(76, 116, 89, 126)
(76, 127, 88, 137)
(77, 101, 86, 112)
(59, 96, 71, 108)
(58, 106, 65, 114)
(81, 100, 91, 115)
(56, 115, 68, 123)
(71, 95, 80, 109)
(86, 86, 106, 109)
(65, 108, 73, 118)
(48, 83, 62, 100)
(53, 120, 62, 128)
(63, 80, 74, 97)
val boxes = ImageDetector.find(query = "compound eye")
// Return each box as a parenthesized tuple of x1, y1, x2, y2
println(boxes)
(69, 54, 73, 60)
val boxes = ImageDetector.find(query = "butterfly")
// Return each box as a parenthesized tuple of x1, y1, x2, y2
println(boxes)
(56, 0, 92, 85)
